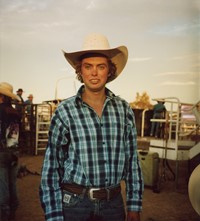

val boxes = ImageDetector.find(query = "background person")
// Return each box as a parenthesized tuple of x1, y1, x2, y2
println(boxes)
(16, 88, 24, 103)
(0, 82, 21, 221)
(24, 94, 34, 115)
(24, 94, 34, 130)
(39, 33, 143, 221)
(14, 88, 24, 115)
(150, 100, 166, 138)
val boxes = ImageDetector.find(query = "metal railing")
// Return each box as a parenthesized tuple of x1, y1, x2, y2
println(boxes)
(13, 103, 53, 155)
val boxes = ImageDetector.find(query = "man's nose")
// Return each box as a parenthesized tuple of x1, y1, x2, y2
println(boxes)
(91, 67, 98, 75)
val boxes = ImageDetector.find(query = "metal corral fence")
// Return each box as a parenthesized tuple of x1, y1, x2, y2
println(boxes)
(15, 102, 57, 155)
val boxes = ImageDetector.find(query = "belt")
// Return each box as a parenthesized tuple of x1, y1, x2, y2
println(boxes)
(61, 183, 121, 201)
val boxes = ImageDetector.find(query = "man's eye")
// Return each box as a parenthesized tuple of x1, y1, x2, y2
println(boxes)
(84, 65, 91, 69)
(98, 65, 106, 70)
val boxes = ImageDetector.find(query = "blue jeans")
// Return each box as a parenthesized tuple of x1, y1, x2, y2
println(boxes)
(150, 113, 163, 137)
(62, 189, 125, 221)
(0, 151, 19, 221)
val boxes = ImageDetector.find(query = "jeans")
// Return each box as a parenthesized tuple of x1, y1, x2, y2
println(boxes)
(0, 151, 19, 221)
(150, 113, 164, 137)
(62, 189, 125, 221)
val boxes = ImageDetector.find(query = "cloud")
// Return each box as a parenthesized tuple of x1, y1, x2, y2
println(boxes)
(154, 71, 197, 76)
(171, 53, 200, 60)
(129, 57, 152, 62)
(160, 81, 195, 86)
(1, 0, 49, 13)
(191, 63, 200, 68)
(152, 18, 199, 36)
(86, 0, 96, 10)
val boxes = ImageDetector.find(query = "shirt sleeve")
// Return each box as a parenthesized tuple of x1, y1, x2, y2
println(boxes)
(124, 106, 144, 212)
(39, 111, 69, 221)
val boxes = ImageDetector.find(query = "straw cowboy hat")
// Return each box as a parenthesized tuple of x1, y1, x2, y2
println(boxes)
(0, 82, 20, 101)
(188, 164, 200, 215)
(63, 33, 128, 81)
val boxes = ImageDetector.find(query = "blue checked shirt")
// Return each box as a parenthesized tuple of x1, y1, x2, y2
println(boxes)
(39, 86, 143, 221)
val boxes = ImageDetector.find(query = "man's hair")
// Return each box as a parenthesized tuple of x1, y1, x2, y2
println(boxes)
(75, 57, 117, 83)
(0, 94, 12, 104)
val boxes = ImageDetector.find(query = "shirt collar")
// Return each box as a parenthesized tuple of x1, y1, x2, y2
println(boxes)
(75, 85, 116, 107)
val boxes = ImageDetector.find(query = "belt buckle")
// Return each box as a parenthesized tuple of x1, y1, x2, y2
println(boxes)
(88, 188, 100, 200)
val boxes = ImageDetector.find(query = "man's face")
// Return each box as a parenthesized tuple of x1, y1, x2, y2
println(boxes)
(80, 56, 109, 92)
(17, 91, 23, 96)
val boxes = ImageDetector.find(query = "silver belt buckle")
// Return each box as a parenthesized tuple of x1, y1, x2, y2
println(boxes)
(88, 188, 100, 200)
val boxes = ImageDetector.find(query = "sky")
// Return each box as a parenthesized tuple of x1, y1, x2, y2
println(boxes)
(0, 0, 200, 105)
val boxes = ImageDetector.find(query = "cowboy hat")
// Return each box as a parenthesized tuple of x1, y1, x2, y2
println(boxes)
(62, 33, 128, 81)
(188, 164, 200, 215)
(16, 88, 24, 92)
(0, 82, 20, 101)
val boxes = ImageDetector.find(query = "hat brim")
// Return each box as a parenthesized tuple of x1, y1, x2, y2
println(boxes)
(0, 89, 20, 101)
(63, 46, 128, 81)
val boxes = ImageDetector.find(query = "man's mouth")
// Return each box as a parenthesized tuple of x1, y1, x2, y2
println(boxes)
(90, 79, 99, 84)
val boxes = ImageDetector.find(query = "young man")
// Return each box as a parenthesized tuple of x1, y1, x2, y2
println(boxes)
(40, 33, 143, 221)
(0, 82, 21, 221)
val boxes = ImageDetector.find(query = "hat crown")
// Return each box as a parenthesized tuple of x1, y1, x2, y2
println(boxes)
(82, 33, 110, 50)
(0, 82, 14, 94)
(17, 88, 23, 92)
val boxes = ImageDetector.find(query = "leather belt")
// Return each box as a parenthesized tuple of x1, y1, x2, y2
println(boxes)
(61, 183, 121, 201)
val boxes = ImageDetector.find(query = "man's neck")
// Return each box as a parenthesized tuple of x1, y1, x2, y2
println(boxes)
(82, 87, 106, 117)
(82, 87, 106, 103)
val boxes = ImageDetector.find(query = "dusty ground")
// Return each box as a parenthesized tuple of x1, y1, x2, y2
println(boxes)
(15, 154, 199, 221)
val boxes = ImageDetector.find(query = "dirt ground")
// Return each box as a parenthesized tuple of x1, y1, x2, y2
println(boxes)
(15, 154, 199, 221)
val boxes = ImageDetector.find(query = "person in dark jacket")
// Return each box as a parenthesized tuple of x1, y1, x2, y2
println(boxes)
(0, 82, 21, 221)
(14, 88, 24, 115)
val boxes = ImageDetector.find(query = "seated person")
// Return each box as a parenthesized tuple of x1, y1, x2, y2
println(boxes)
(150, 100, 166, 138)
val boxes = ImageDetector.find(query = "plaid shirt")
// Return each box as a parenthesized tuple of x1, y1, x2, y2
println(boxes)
(39, 86, 143, 221)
